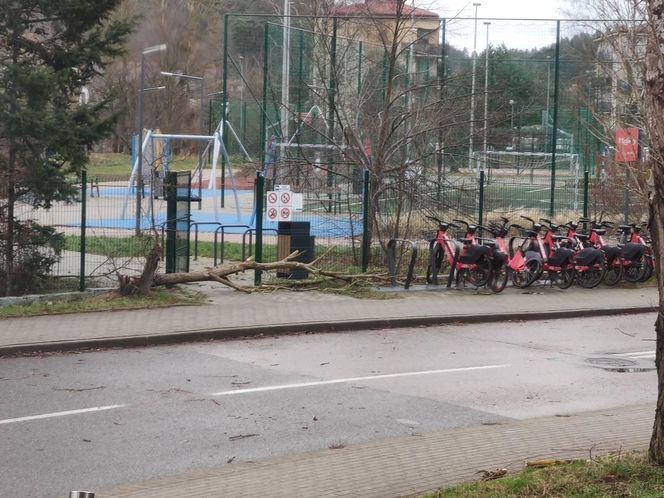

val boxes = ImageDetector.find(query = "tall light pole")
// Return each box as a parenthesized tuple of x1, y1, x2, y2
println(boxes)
(161, 71, 205, 204)
(545, 55, 552, 152)
(281, 0, 292, 150)
(509, 99, 515, 149)
(482, 21, 491, 166)
(509, 99, 515, 127)
(238, 55, 246, 139)
(546, 55, 552, 123)
(136, 43, 167, 235)
(468, 2, 481, 172)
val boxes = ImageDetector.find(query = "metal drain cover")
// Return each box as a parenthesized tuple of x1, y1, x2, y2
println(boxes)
(586, 357, 637, 368)
(585, 356, 655, 372)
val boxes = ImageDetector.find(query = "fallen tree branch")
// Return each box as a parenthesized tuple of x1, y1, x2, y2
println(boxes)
(207, 272, 254, 294)
(122, 247, 391, 294)
(150, 251, 388, 288)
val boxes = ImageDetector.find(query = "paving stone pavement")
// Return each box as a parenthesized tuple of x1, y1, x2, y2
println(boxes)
(90, 403, 653, 498)
(0, 285, 658, 354)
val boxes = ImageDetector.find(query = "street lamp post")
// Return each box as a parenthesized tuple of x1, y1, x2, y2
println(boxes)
(509, 99, 515, 149)
(136, 43, 167, 235)
(482, 21, 491, 166)
(509, 99, 515, 129)
(281, 0, 292, 149)
(468, 2, 481, 172)
(546, 55, 552, 123)
(545, 55, 552, 152)
(238, 55, 246, 139)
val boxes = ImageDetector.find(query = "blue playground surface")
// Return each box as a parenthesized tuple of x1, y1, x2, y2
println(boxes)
(94, 186, 253, 199)
(80, 210, 362, 238)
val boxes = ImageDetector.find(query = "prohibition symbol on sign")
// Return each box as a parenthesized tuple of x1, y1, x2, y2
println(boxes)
(267, 207, 278, 221)
(280, 192, 291, 205)
(280, 207, 291, 221)
(267, 192, 278, 205)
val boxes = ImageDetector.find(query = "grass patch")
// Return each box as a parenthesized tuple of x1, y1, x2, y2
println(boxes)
(64, 234, 154, 258)
(429, 451, 664, 498)
(86, 152, 196, 177)
(63, 235, 368, 273)
(0, 288, 206, 319)
(65, 234, 259, 262)
(85, 152, 253, 178)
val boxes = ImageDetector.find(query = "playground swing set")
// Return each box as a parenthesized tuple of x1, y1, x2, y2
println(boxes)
(121, 116, 252, 224)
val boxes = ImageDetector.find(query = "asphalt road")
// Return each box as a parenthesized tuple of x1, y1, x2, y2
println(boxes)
(0, 313, 657, 497)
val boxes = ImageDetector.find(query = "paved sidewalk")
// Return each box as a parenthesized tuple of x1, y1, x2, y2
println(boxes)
(91, 403, 653, 498)
(0, 285, 658, 355)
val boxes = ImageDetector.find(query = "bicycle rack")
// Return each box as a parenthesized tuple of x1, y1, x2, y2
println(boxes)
(387, 239, 418, 289)
(447, 246, 461, 288)
(242, 228, 278, 261)
(214, 224, 251, 266)
(427, 239, 440, 285)
(190, 222, 223, 260)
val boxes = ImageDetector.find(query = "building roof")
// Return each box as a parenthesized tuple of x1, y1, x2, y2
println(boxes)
(334, 0, 439, 19)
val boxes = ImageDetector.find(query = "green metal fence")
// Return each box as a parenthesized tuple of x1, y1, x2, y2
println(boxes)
(1, 163, 647, 296)
(0, 15, 652, 296)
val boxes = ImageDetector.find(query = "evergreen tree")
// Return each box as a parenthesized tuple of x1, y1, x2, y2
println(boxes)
(0, 0, 134, 295)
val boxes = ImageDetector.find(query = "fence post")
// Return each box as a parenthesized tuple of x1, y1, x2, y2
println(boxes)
(165, 172, 177, 273)
(583, 170, 589, 219)
(255, 172, 265, 285)
(624, 168, 630, 224)
(361, 169, 370, 272)
(549, 20, 561, 218)
(327, 17, 338, 214)
(478, 169, 485, 226)
(221, 14, 229, 208)
(79, 170, 87, 292)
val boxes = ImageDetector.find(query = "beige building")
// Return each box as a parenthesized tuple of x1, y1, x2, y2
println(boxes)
(333, 0, 440, 49)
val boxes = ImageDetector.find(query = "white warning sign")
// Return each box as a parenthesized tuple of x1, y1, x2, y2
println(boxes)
(279, 207, 292, 221)
(266, 188, 296, 222)
(267, 191, 279, 208)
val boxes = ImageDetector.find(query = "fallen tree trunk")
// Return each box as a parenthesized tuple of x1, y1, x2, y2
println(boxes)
(131, 251, 390, 293)
(119, 238, 162, 295)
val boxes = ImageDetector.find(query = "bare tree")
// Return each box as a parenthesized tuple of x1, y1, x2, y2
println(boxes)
(95, 0, 225, 153)
(645, 0, 664, 464)
(260, 0, 473, 256)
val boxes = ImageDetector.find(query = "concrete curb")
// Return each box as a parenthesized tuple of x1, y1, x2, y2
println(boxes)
(0, 305, 655, 356)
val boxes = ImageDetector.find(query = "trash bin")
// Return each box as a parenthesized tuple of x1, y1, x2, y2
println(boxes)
(277, 221, 315, 279)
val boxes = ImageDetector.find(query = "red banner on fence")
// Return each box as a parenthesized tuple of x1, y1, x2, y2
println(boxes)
(615, 127, 639, 163)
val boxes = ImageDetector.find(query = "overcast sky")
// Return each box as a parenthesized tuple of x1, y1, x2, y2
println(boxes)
(430, 0, 565, 20)
(426, 0, 568, 50)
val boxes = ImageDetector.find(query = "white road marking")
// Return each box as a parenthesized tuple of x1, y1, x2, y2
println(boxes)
(0, 404, 127, 426)
(616, 351, 656, 359)
(209, 364, 511, 397)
